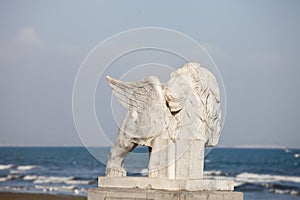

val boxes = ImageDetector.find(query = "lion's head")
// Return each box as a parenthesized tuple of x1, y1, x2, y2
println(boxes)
(166, 62, 221, 146)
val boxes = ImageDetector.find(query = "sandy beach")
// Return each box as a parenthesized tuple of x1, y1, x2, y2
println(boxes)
(0, 192, 86, 200)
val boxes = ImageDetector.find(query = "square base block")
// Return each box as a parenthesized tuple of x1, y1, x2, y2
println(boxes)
(98, 177, 234, 191)
(88, 187, 244, 200)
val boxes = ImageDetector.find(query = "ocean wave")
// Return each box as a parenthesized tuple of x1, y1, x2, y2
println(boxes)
(65, 179, 95, 185)
(0, 186, 29, 192)
(0, 164, 14, 170)
(0, 177, 8, 182)
(204, 171, 300, 192)
(270, 189, 299, 195)
(235, 173, 300, 195)
(0, 175, 22, 182)
(10, 165, 37, 174)
(204, 171, 241, 187)
(205, 171, 300, 184)
(35, 185, 87, 194)
(17, 165, 37, 171)
(140, 168, 148, 176)
(285, 148, 292, 153)
(204, 170, 223, 176)
(23, 175, 38, 181)
(0, 177, 89, 195)
(32, 175, 94, 185)
(1, 185, 86, 195)
(35, 184, 76, 191)
(236, 172, 300, 184)
(34, 176, 74, 184)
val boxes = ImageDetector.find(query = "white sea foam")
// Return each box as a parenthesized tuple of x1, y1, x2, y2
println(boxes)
(31, 175, 94, 185)
(0, 175, 21, 182)
(290, 190, 300, 195)
(0, 186, 28, 192)
(35, 185, 87, 194)
(140, 168, 148, 176)
(35, 185, 76, 192)
(204, 172, 239, 186)
(272, 189, 291, 194)
(0, 177, 8, 182)
(10, 165, 37, 174)
(17, 165, 36, 171)
(23, 175, 38, 181)
(270, 189, 299, 195)
(9, 170, 20, 174)
(65, 179, 95, 185)
(204, 171, 300, 188)
(0, 164, 13, 170)
(204, 170, 223, 176)
(235, 172, 300, 184)
(0, 186, 12, 191)
(34, 176, 74, 184)
(285, 148, 291, 153)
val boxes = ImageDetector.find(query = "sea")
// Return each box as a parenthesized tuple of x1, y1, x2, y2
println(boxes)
(0, 147, 299, 200)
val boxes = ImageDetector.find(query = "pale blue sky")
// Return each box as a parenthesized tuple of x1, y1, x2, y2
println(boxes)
(0, 0, 299, 147)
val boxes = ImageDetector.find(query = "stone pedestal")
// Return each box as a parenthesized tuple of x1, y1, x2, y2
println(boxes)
(88, 177, 243, 200)
(88, 188, 243, 200)
(148, 139, 205, 179)
(90, 63, 241, 199)
(175, 139, 204, 179)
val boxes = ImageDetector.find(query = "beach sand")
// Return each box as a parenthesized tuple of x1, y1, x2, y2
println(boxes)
(0, 192, 87, 200)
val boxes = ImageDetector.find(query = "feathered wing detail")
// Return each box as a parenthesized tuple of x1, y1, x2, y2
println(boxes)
(106, 75, 167, 140)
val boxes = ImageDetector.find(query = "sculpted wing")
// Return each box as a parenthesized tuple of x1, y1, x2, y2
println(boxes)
(106, 76, 167, 140)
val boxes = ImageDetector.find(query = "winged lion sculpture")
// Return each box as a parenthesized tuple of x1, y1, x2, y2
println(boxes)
(105, 62, 221, 178)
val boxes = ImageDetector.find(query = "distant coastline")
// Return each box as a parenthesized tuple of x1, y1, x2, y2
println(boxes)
(216, 145, 300, 149)
(0, 145, 299, 149)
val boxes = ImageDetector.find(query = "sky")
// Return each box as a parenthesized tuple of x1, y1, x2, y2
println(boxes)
(0, 0, 300, 148)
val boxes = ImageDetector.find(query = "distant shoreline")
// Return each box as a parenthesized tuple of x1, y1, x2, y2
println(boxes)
(0, 192, 86, 200)
(216, 145, 300, 149)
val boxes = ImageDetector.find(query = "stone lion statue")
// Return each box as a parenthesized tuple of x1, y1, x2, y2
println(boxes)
(105, 62, 221, 178)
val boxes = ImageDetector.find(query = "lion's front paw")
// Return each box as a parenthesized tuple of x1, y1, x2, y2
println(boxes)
(105, 167, 127, 177)
(148, 169, 159, 178)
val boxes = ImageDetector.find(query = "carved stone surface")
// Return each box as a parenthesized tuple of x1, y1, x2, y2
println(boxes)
(87, 63, 243, 200)
(88, 187, 244, 200)
(98, 177, 234, 191)
(105, 62, 221, 179)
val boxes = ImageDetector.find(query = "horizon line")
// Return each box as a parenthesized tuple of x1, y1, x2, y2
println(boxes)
(0, 144, 299, 149)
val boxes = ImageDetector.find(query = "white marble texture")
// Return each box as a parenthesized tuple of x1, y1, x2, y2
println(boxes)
(98, 177, 234, 191)
(105, 62, 221, 179)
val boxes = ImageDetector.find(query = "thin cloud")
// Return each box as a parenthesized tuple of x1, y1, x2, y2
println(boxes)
(0, 27, 82, 68)
(12, 27, 44, 47)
